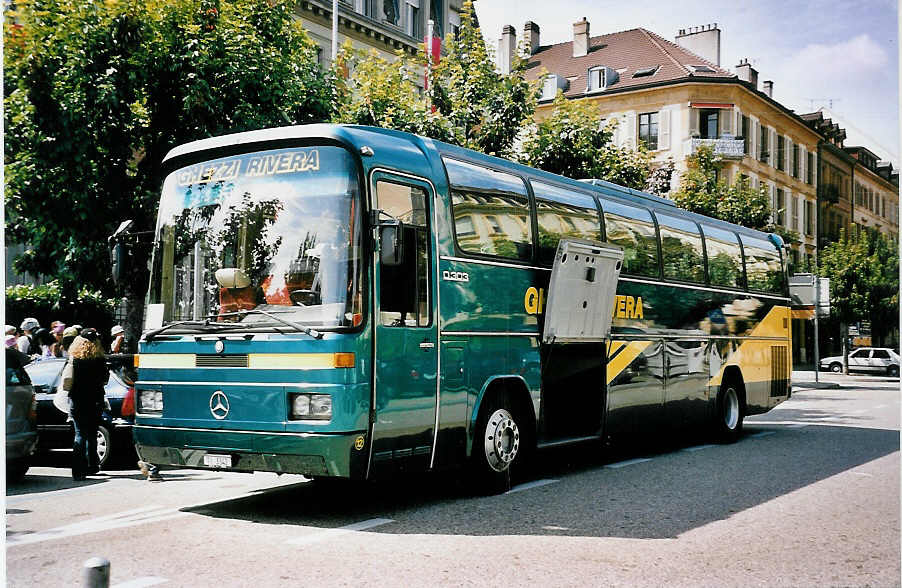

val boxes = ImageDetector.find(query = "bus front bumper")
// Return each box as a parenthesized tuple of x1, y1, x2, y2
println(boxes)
(133, 425, 369, 480)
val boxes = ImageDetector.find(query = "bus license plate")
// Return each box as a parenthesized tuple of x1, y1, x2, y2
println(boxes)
(203, 454, 232, 468)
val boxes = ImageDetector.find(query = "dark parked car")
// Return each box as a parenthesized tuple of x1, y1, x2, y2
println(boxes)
(6, 349, 39, 481)
(25, 358, 136, 467)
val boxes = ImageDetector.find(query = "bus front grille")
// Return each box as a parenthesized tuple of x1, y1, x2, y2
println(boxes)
(196, 354, 249, 368)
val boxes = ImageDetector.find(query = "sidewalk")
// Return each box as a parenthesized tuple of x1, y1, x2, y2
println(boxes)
(791, 369, 900, 390)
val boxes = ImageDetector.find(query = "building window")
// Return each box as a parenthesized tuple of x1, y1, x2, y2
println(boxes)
(429, 0, 443, 37)
(541, 75, 560, 101)
(775, 188, 785, 226)
(406, 0, 420, 37)
(791, 195, 799, 231)
(383, 0, 400, 25)
(807, 152, 814, 184)
(759, 124, 768, 162)
(777, 136, 785, 171)
(805, 201, 815, 235)
(700, 109, 718, 139)
(793, 144, 799, 178)
(638, 112, 659, 150)
(587, 67, 605, 91)
(448, 7, 460, 41)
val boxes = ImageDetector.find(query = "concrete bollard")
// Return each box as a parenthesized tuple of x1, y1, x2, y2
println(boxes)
(82, 557, 110, 588)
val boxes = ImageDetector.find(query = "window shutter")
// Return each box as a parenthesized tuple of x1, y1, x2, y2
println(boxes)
(659, 109, 671, 151)
(750, 119, 758, 160)
(624, 111, 636, 149)
(770, 128, 777, 166)
(786, 137, 793, 174)
(689, 108, 700, 136)
(800, 145, 806, 182)
(721, 109, 733, 135)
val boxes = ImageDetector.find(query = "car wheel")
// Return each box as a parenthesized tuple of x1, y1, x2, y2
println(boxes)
(713, 379, 744, 443)
(6, 459, 30, 482)
(96, 425, 112, 468)
(470, 394, 524, 494)
(888, 365, 899, 377)
(830, 362, 843, 373)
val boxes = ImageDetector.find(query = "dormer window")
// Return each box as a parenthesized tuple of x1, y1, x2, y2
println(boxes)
(542, 74, 569, 101)
(588, 67, 605, 91)
(687, 64, 715, 73)
(633, 65, 659, 78)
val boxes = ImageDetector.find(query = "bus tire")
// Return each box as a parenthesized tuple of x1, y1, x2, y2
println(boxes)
(470, 394, 522, 495)
(714, 379, 743, 444)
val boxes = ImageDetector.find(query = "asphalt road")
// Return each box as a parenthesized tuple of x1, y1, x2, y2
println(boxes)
(5, 375, 899, 587)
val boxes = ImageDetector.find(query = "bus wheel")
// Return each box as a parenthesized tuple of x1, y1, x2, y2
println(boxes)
(471, 398, 521, 494)
(714, 380, 743, 444)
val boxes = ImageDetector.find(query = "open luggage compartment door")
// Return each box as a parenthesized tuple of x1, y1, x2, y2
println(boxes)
(543, 239, 623, 344)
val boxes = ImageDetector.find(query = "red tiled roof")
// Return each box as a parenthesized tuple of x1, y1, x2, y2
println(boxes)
(524, 27, 734, 97)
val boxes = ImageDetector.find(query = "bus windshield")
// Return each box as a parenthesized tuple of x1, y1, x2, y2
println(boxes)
(147, 146, 363, 330)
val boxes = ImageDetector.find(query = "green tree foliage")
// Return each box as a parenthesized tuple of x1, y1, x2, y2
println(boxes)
(337, 0, 536, 158)
(672, 145, 772, 230)
(6, 281, 120, 342)
(428, 1, 537, 156)
(820, 227, 899, 344)
(518, 93, 651, 190)
(332, 43, 453, 140)
(4, 0, 334, 305)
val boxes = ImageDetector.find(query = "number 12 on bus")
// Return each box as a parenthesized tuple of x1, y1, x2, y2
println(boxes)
(129, 124, 791, 492)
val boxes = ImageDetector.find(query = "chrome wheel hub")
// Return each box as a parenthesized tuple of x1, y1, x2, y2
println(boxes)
(723, 387, 739, 430)
(483, 408, 519, 472)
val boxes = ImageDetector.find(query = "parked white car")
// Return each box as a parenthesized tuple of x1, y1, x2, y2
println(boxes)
(819, 347, 900, 376)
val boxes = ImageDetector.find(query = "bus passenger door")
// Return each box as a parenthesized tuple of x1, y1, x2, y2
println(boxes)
(371, 174, 438, 473)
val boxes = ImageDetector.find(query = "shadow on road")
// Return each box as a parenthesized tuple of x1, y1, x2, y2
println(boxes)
(182, 423, 899, 539)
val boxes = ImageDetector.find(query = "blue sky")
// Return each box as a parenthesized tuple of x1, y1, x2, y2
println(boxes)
(474, 0, 899, 164)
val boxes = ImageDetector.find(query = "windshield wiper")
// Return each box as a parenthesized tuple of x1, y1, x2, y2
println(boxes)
(144, 318, 247, 341)
(220, 308, 323, 339)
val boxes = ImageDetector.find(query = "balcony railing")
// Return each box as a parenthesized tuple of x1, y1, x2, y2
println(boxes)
(688, 136, 746, 159)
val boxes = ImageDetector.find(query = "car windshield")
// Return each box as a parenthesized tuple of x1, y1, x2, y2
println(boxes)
(147, 146, 364, 331)
(25, 360, 64, 387)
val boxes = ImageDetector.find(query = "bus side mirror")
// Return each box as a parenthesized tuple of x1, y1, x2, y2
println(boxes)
(109, 219, 135, 286)
(379, 220, 405, 267)
(111, 242, 125, 285)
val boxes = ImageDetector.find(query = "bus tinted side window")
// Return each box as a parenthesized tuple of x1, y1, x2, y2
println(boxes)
(656, 212, 705, 283)
(740, 234, 785, 294)
(701, 224, 743, 288)
(531, 181, 602, 265)
(444, 158, 532, 261)
(601, 200, 659, 278)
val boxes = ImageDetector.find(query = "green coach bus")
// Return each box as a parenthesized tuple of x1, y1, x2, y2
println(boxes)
(131, 124, 791, 492)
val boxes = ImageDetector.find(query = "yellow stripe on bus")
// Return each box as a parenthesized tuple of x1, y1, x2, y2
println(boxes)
(248, 353, 355, 369)
(606, 340, 653, 385)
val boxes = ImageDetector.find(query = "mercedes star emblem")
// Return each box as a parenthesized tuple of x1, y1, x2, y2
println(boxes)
(209, 390, 230, 420)
(214, 340, 225, 353)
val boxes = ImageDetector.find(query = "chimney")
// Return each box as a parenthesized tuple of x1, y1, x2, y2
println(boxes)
(763, 80, 773, 98)
(524, 21, 540, 56)
(497, 25, 516, 74)
(735, 58, 758, 89)
(675, 23, 721, 66)
(573, 17, 589, 58)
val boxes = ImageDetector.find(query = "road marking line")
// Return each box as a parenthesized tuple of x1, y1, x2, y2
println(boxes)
(787, 424, 809, 428)
(874, 404, 888, 409)
(113, 577, 169, 588)
(285, 518, 394, 546)
(605, 458, 652, 469)
(750, 431, 775, 438)
(7, 509, 191, 547)
(681, 444, 718, 452)
(506, 479, 559, 494)
(852, 472, 874, 477)
(850, 409, 868, 415)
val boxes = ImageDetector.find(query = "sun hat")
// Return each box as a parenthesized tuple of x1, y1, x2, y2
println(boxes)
(52, 323, 66, 335)
(20, 317, 39, 331)
(5, 325, 16, 335)
(111, 325, 125, 336)
(63, 326, 80, 338)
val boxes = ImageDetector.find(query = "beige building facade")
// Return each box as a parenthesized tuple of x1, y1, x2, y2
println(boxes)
(296, 0, 461, 65)
(512, 20, 823, 269)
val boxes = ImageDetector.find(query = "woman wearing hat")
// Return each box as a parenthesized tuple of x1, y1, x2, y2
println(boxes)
(110, 325, 126, 354)
(65, 328, 108, 480)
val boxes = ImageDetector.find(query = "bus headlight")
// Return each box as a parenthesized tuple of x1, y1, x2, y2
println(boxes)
(138, 390, 163, 414)
(289, 393, 331, 420)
